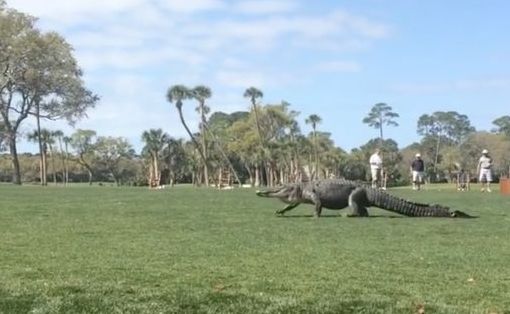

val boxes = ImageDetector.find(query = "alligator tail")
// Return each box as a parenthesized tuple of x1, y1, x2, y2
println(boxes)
(365, 188, 474, 218)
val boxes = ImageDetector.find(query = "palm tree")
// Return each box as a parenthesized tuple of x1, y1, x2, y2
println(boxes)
(166, 85, 209, 186)
(27, 129, 52, 185)
(243, 87, 268, 184)
(243, 87, 264, 143)
(305, 114, 322, 180)
(362, 103, 399, 146)
(141, 129, 170, 187)
(191, 85, 212, 187)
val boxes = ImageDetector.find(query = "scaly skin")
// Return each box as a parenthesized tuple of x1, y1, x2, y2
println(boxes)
(256, 179, 474, 218)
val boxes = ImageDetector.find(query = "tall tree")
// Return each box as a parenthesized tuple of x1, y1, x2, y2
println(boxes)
(191, 85, 211, 186)
(0, 5, 97, 184)
(243, 87, 264, 144)
(0, 6, 38, 184)
(417, 111, 475, 174)
(305, 114, 322, 180)
(166, 85, 208, 186)
(244, 87, 270, 184)
(492, 115, 510, 138)
(362, 103, 399, 145)
(95, 136, 134, 186)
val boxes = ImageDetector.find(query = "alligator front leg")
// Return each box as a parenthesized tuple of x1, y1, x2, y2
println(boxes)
(303, 190, 322, 217)
(275, 203, 300, 216)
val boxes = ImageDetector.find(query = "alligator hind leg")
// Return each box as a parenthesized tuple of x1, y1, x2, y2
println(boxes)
(275, 203, 299, 216)
(348, 187, 369, 217)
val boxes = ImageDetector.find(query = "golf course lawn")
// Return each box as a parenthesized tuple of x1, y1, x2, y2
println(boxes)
(0, 183, 509, 313)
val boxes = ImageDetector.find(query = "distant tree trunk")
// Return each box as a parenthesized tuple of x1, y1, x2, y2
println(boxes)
(154, 155, 158, 187)
(434, 134, 441, 176)
(379, 121, 384, 144)
(86, 168, 93, 185)
(110, 168, 120, 186)
(255, 166, 260, 187)
(42, 144, 48, 185)
(57, 138, 66, 185)
(191, 171, 197, 186)
(8, 133, 22, 185)
(64, 142, 70, 185)
(152, 154, 161, 187)
(35, 105, 47, 186)
(244, 164, 253, 187)
(78, 155, 94, 185)
(147, 160, 154, 187)
(200, 110, 209, 187)
(313, 129, 319, 180)
(49, 144, 57, 185)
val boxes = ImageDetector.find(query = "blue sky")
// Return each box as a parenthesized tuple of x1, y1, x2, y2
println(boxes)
(7, 0, 510, 152)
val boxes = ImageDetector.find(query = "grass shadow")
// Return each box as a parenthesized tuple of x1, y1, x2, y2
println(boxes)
(0, 289, 37, 314)
(277, 214, 404, 219)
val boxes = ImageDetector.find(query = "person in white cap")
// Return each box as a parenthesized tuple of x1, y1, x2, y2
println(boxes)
(477, 149, 493, 192)
(369, 148, 383, 188)
(410, 153, 425, 190)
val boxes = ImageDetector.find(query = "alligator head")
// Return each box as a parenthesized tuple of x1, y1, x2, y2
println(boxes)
(256, 184, 303, 204)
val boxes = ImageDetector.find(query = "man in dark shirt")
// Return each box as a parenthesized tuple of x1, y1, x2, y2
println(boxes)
(410, 153, 425, 190)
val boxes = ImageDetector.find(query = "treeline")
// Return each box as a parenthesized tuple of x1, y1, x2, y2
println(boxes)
(1, 95, 509, 187)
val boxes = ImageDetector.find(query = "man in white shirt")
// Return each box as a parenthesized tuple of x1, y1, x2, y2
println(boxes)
(477, 149, 493, 192)
(369, 149, 383, 188)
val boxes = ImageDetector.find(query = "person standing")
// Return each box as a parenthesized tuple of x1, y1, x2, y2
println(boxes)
(410, 153, 425, 190)
(477, 149, 493, 192)
(369, 149, 383, 188)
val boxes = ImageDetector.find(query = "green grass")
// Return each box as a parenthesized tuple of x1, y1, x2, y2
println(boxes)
(0, 183, 509, 313)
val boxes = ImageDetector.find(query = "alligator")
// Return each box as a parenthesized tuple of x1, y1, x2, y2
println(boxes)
(256, 179, 473, 218)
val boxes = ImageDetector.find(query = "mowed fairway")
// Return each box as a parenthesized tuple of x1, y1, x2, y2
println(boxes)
(0, 184, 509, 313)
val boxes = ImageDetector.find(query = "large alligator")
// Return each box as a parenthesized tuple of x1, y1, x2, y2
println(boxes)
(256, 179, 473, 218)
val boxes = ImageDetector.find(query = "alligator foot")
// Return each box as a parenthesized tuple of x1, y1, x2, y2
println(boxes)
(346, 213, 369, 217)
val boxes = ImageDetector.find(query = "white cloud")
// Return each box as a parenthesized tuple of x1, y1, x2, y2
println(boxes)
(313, 60, 362, 73)
(158, 0, 226, 13)
(216, 70, 265, 88)
(233, 0, 298, 15)
(7, 0, 143, 24)
(75, 46, 205, 71)
(392, 78, 510, 94)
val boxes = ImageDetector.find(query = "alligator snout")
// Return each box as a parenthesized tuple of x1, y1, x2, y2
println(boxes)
(256, 190, 269, 197)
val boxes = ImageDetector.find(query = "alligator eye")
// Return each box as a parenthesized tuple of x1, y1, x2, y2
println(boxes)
(450, 212, 457, 217)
